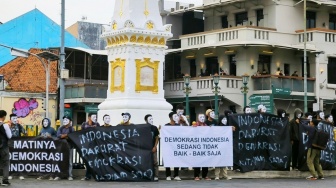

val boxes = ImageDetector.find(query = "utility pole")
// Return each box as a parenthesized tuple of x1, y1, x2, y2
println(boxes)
(303, 0, 308, 113)
(59, 0, 66, 126)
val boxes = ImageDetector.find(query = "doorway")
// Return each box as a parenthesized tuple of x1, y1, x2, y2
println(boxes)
(205, 57, 219, 76)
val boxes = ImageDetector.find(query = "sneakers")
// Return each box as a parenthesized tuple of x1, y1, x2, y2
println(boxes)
(49, 177, 54, 181)
(68, 177, 73, 181)
(81, 177, 90, 181)
(204, 177, 211, 181)
(318, 177, 325, 180)
(215, 177, 220, 180)
(306, 176, 317, 180)
(194, 177, 200, 181)
(224, 176, 232, 180)
(154, 177, 159, 181)
(19, 176, 25, 180)
(1, 180, 10, 186)
(174, 176, 181, 181)
(54, 177, 61, 181)
(37, 176, 43, 180)
(166, 177, 171, 181)
(7, 176, 12, 180)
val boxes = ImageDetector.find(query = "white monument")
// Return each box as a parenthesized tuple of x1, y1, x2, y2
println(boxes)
(98, 0, 173, 126)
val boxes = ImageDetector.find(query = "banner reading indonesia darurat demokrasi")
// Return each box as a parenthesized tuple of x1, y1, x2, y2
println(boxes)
(68, 125, 154, 182)
(9, 137, 70, 177)
(229, 113, 291, 172)
(161, 126, 233, 167)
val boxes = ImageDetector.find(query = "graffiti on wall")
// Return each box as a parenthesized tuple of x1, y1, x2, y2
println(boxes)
(12, 98, 38, 118)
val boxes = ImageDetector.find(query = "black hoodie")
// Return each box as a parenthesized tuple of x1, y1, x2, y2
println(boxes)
(289, 108, 303, 141)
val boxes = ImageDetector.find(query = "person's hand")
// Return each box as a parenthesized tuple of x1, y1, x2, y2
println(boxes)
(152, 146, 157, 153)
(295, 119, 299, 124)
(232, 126, 236, 131)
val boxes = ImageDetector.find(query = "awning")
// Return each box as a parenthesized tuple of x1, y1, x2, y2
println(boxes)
(308, 0, 336, 6)
(65, 47, 107, 56)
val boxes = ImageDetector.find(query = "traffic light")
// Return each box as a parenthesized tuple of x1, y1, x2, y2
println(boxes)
(41, 98, 46, 110)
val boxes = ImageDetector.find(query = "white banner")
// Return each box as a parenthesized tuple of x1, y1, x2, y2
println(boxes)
(161, 126, 233, 167)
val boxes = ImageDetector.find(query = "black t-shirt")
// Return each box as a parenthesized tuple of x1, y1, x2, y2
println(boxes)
(138, 124, 159, 147)
(205, 119, 218, 126)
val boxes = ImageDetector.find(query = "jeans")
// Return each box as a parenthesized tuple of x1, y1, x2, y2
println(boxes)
(153, 152, 158, 178)
(69, 148, 73, 177)
(0, 147, 9, 180)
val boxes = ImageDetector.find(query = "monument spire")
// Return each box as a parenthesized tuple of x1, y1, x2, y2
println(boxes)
(98, 0, 173, 125)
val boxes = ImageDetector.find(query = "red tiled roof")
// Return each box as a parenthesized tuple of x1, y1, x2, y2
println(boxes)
(0, 48, 58, 93)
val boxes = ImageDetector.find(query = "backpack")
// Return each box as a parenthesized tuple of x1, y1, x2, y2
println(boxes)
(312, 130, 330, 150)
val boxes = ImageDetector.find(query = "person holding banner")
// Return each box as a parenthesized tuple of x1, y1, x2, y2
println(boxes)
(193, 113, 211, 181)
(37, 118, 57, 180)
(214, 115, 234, 180)
(164, 112, 182, 181)
(243, 106, 252, 114)
(55, 116, 75, 181)
(205, 109, 218, 126)
(0, 110, 12, 186)
(289, 108, 303, 170)
(176, 104, 189, 126)
(81, 113, 100, 180)
(144, 114, 160, 181)
(8, 114, 27, 180)
(119, 112, 135, 126)
(102, 114, 112, 126)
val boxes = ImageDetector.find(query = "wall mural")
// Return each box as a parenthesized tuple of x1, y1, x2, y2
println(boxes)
(12, 98, 38, 118)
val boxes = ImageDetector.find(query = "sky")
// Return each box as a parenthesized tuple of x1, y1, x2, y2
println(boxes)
(0, 0, 203, 27)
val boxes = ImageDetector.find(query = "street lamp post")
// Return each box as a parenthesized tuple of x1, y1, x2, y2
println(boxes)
(303, 0, 308, 113)
(0, 44, 59, 118)
(183, 74, 191, 122)
(212, 74, 220, 119)
(241, 74, 250, 107)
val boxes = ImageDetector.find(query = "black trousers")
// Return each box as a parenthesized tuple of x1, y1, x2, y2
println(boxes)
(292, 140, 299, 169)
(194, 167, 208, 178)
(165, 167, 179, 177)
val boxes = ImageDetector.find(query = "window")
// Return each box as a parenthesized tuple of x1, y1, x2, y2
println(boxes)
(256, 9, 264, 26)
(205, 57, 219, 76)
(284, 63, 290, 76)
(221, 15, 228, 28)
(258, 55, 271, 75)
(329, 14, 336, 30)
(328, 57, 336, 84)
(235, 12, 248, 26)
(190, 59, 196, 77)
(306, 11, 316, 29)
(229, 55, 236, 76)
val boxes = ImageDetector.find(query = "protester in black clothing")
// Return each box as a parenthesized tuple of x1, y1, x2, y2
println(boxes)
(205, 109, 218, 126)
(164, 112, 181, 181)
(0, 110, 12, 186)
(143, 114, 160, 181)
(289, 108, 303, 170)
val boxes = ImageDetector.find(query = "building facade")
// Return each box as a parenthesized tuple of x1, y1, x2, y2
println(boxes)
(162, 0, 336, 121)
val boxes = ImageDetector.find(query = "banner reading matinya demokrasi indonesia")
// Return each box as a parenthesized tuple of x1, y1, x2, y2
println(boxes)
(161, 126, 233, 167)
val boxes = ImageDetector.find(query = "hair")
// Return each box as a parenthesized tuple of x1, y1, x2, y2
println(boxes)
(277, 109, 286, 117)
(176, 104, 184, 110)
(88, 113, 96, 117)
(325, 114, 331, 120)
(169, 112, 175, 119)
(305, 112, 312, 118)
(144, 114, 152, 122)
(63, 115, 72, 122)
(10, 114, 17, 119)
(224, 110, 232, 118)
(103, 114, 110, 119)
(243, 106, 251, 112)
(0, 110, 7, 119)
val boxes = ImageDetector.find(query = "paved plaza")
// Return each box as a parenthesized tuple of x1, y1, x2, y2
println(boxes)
(6, 177, 336, 188)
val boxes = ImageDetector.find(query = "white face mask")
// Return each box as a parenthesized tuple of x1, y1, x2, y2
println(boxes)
(147, 116, 154, 125)
(307, 115, 312, 121)
(176, 109, 184, 116)
(328, 116, 333, 123)
(297, 113, 301, 119)
(210, 111, 215, 119)
(43, 119, 49, 128)
(319, 112, 325, 119)
(245, 108, 252, 114)
(122, 115, 130, 123)
(282, 113, 286, 118)
(222, 117, 227, 125)
(173, 114, 179, 124)
(91, 115, 97, 123)
(103, 116, 110, 124)
(63, 118, 70, 126)
(11, 116, 18, 124)
(261, 106, 267, 113)
(198, 114, 205, 123)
